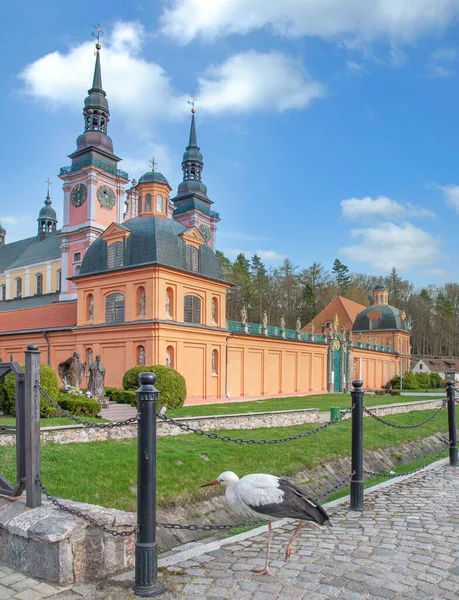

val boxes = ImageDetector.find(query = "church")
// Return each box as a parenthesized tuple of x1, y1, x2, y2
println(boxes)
(0, 41, 410, 402)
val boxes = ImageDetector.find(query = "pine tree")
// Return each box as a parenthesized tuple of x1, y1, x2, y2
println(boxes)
(332, 259, 351, 296)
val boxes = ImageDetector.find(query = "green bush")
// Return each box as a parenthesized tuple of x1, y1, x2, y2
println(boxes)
(105, 388, 137, 406)
(401, 371, 417, 390)
(389, 375, 401, 389)
(374, 390, 386, 396)
(415, 372, 430, 388)
(122, 365, 186, 409)
(56, 393, 100, 417)
(390, 390, 401, 396)
(0, 363, 59, 417)
(429, 372, 444, 389)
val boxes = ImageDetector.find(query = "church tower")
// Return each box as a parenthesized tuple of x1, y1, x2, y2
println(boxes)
(58, 35, 129, 299)
(171, 104, 220, 249)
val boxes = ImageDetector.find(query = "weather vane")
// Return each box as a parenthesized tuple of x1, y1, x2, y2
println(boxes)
(188, 94, 197, 114)
(92, 24, 104, 48)
(45, 178, 52, 196)
(150, 157, 157, 172)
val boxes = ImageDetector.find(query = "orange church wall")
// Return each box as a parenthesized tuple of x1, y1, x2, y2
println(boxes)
(351, 347, 400, 389)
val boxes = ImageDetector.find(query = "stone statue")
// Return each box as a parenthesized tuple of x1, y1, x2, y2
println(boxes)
(241, 306, 248, 325)
(165, 293, 170, 317)
(138, 346, 145, 365)
(139, 290, 145, 316)
(341, 326, 347, 341)
(211, 351, 216, 375)
(211, 298, 216, 323)
(333, 313, 339, 332)
(262, 311, 268, 329)
(280, 316, 286, 330)
(88, 295, 94, 320)
(374, 335, 377, 346)
(87, 348, 93, 367)
(165, 350, 171, 368)
(367, 334, 371, 343)
(359, 332, 363, 342)
(387, 337, 391, 347)
(58, 350, 86, 389)
(88, 355, 106, 400)
(296, 318, 302, 334)
(310, 322, 315, 334)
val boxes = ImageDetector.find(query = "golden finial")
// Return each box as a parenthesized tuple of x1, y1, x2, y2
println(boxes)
(150, 157, 157, 172)
(188, 94, 197, 114)
(92, 24, 104, 49)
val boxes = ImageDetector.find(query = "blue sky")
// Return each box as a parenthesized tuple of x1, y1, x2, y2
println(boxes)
(1, 0, 459, 285)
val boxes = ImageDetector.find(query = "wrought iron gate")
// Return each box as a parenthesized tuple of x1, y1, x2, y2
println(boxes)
(333, 347, 341, 393)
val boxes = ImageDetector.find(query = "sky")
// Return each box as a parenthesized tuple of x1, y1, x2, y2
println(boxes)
(1, 0, 459, 286)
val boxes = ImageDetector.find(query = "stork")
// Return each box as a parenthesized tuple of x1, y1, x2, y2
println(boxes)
(201, 471, 331, 576)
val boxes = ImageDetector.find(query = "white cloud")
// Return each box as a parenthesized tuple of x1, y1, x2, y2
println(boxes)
(20, 21, 187, 128)
(439, 184, 459, 212)
(427, 47, 458, 78)
(222, 248, 286, 262)
(340, 196, 434, 221)
(1, 215, 32, 225)
(341, 222, 441, 272)
(346, 60, 367, 74)
(197, 51, 325, 114)
(422, 268, 454, 279)
(122, 143, 174, 183)
(160, 0, 458, 44)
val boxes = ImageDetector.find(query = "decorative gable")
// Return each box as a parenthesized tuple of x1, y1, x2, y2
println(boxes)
(101, 223, 130, 245)
(366, 310, 382, 319)
(179, 227, 204, 249)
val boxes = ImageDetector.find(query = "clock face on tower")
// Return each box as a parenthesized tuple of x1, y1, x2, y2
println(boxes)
(199, 224, 211, 243)
(97, 185, 116, 209)
(71, 184, 87, 207)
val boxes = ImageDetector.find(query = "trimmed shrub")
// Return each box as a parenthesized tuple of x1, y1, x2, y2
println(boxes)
(414, 372, 430, 388)
(122, 365, 186, 409)
(390, 390, 401, 396)
(106, 388, 137, 406)
(374, 390, 386, 396)
(429, 372, 444, 389)
(388, 375, 401, 389)
(0, 363, 59, 417)
(401, 371, 417, 390)
(56, 393, 100, 417)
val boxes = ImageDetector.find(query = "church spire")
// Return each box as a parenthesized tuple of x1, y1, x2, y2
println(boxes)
(179, 98, 206, 191)
(90, 46, 103, 93)
(83, 27, 109, 135)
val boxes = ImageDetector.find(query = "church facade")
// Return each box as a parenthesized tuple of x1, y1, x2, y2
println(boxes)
(0, 43, 409, 402)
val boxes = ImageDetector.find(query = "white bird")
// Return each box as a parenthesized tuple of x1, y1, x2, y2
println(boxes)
(201, 471, 331, 575)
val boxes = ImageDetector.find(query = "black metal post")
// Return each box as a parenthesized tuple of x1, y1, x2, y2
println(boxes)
(446, 381, 458, 467)
(133, 372, 165, 597)
(350, 379, 364, 511)
(24, 344, 41, 508)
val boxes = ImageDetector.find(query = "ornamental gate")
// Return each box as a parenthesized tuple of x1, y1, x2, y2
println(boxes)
(333, 346, 341, 392)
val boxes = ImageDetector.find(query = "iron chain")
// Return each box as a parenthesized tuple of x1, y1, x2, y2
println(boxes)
(156, 406, 354, 445)
(363, 445, 449, 479)
(317, 472, 355, 500)
(36, 383, 139, 429)
(362, 404, 444, 429)
(36, 478, 139, 537)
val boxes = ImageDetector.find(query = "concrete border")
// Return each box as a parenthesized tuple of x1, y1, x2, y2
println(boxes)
(157, 457, 450, 568)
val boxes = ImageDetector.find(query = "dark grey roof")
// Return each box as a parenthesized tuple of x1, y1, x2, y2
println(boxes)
(353, 303, 410, 332)
(79, 216, 223, 281)
(0, 292, 60, 312)
(138, 171, 170, 185)
(374, 285, 387, 291)
(0, 232, 61, 274)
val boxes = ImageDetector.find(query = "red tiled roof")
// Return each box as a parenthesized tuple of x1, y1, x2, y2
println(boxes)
(0, 302, 77, 334)
(303, 296, 367, 333)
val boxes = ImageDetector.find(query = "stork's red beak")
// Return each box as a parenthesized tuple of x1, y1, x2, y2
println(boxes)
(200, 479, 220, 488)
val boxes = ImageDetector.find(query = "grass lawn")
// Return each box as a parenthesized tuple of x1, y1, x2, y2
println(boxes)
(0, 417, 108, 426)
(0, 406, 454, 513)
(167, 392, 443, 418)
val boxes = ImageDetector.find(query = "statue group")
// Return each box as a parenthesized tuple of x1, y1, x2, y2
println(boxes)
(58, 350, 106, 400)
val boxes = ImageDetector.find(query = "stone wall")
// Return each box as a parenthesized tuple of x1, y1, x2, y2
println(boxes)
(0, 408, 320, 447)
(341, 398, 442, 420)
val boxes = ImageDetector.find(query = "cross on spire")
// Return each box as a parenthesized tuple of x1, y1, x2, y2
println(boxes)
(188, 94, 197, 114)
(150, 157, 157, 172)
(92, 24, 104, 47)
(45, 178, 52, 196)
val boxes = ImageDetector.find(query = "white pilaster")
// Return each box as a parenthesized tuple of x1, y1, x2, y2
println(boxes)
(5, 273, 10, 300)
(25, 268, 30, 297)
(46, 264, 52, 294)
(63, 183, 70, 228)
(88, 173, 98, 223)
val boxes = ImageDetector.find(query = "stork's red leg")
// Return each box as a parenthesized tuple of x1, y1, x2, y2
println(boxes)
(285, 520, 302, 560)
(253, 521, 272, 576)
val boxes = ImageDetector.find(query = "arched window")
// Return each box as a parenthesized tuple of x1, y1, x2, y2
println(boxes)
(402, 340, 406, 354)
(145, 193, 152, 212)
(35, 273, 43, 296)
(107, 241, 124, 269)
(137, 286, 146, 317)
(156, 194, 163, 212)
(166, 345, 174, 369)
(186, 245, 199, 272)
(15, 277, 22, 299)
(56, 269, 62, 293)
(137, 195, 142, 214)
(137, 345, 145, 365)
(105, 292, 125, 324)
(368, 317, 379, 330)
(165, 287, 173, 319)
(0, 285, 5, 302)
(212, 349, 218, 375)
(211, 297, 218, 325)
(184, 295, 201, 324)
(87, 294, 94, 321)
(86, 347, 93, 367)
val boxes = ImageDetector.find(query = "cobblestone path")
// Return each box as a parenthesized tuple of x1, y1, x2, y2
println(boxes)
(1, 463, 458, 599)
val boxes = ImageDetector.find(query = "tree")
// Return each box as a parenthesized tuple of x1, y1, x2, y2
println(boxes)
(250, 254, 269, 322)
(332, 259, 351, 296)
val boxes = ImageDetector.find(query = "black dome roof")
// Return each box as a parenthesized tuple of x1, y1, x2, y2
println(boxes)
(138, 171, 170, 186)
(79, 216, 223, 280)
(353, 304, 410, 332)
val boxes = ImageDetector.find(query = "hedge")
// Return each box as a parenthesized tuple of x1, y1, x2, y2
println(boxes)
(56, 393, 100, 417)
(0, 363, 59, 417)
(122, 365, 186, 409)
(105, 387, 137, 406)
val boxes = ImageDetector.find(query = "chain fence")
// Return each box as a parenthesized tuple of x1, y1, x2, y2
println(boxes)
(362, 404, 445, 429)
(363, 444, 449, 479)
